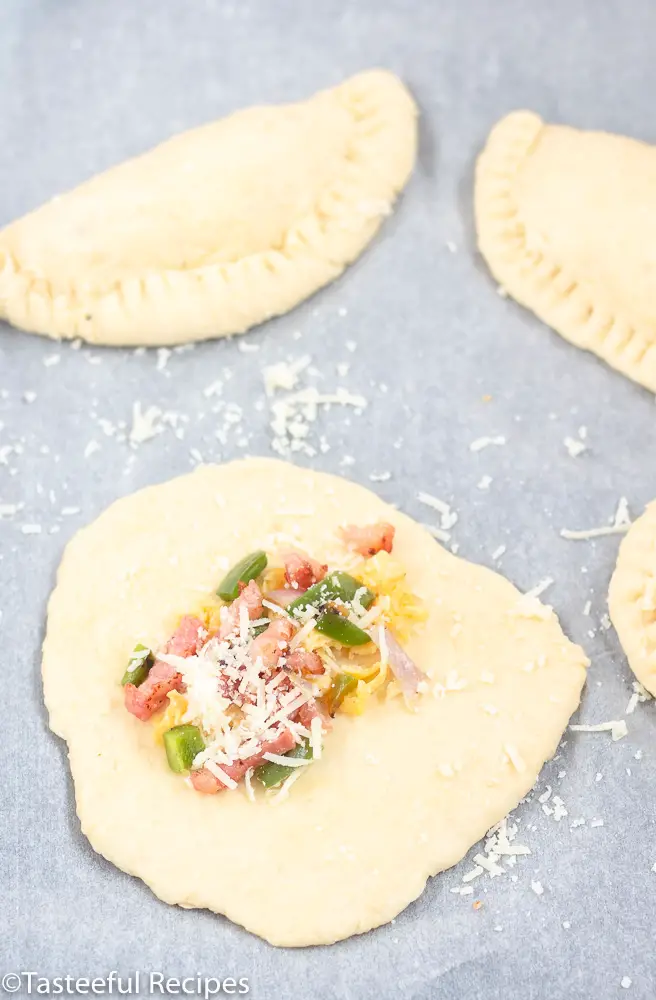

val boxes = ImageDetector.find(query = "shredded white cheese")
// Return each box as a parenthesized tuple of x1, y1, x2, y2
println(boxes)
(263, 356, 311, 396)
(205, 761, 238, 789)
(504, 743, 526, 772)
(525, 577, 554, 599)
(243, 768, 255, 802)
(561, 497, 631, 540)
(310, 716, 322, 760)
(473, 852, 505, 877)
(570, 720, 628, 741)
(416, 491, 458, 537)
(377, 624, 389, 667)
(262, 752, 312, 767)
(269, 769, 303, 804)
(469, 435, 506, 452)
(626, 680, 652, 715)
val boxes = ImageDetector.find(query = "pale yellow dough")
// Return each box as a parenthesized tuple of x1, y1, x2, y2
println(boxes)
(42, 458, 588, 946)
(609, 502, 656, 697)
(475, 112, 656, 392)
(0, 70, 416, 346)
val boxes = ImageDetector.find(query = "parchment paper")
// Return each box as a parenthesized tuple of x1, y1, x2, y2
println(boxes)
(1, 1, 655, 997)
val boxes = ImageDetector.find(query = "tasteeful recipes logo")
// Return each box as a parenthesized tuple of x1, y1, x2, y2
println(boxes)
(0, 972, 250, 997)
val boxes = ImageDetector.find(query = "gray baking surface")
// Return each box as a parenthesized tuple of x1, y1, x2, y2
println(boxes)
(1, 0, 655, 997)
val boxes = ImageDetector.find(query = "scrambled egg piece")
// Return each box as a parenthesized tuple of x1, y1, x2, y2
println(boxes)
(152, 691, 188, 744)
(355, 551, 428, 640)
(261, 565, 286, 592)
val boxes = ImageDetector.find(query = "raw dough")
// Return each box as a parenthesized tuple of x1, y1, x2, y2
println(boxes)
(42, 458, 588, 946)
(475, 111, 656, 392)
(609, 501, 656, 697)
(0, 70, 416, 347)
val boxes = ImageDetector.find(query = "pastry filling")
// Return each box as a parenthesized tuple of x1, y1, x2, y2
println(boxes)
(121, 522, 428, 796)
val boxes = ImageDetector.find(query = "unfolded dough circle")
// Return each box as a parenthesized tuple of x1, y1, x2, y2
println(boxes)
(0, 70, 417, 347)
(42, 458, 588, 946)
(475, 111, 656, 392)
(609, 502, 656, 697)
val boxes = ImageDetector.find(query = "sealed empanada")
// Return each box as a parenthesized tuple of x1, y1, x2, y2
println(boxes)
(610, 501, 656, 697)
(476, 111, 656, 391)
(0, 71, 416, 346)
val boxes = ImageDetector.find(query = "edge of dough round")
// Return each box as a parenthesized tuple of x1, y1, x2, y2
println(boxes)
(0, 70, 417, 346)
(609, 501, 656, 697)
(42, 458, 589, 946)
(474, 111, 656, 393)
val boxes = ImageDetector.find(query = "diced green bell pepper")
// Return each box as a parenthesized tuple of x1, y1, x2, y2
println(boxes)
(287, 571, 374, 617)
(163, 725, 205, 773)
(323, 672, 358, 716)
(121, 643, 153, 687)
(216, 550, 268, 602)
(255, 738, 313, 789)
(314, 612, 371, 646)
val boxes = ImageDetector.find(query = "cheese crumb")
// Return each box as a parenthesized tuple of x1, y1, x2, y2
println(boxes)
(552, 796, 568, 822)
(473, 852, 505, 877)
(564, 435, 587, 458)
(470, 435, 506, 452)
(620, 977, 632, 989)
(129, 402, 164, 446)
(462, 865, 484, 883)
(504, 743, 526, 773)
(626, 680, 652, 715)
(263, 356, 310, 396)
(530, 880, 544, 896)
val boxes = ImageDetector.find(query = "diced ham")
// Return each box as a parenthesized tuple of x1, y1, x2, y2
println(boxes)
(340, 521, 395, 557)
(286, 648, 325, 676)
(166, 614, 207, 656)
(264, 587, 303, 608)
(219, 580, 264, 639)
(294, 698, 332, 733)
(124, 661, 183, 722)
(190, 727, 297, 794)
(124, 615, 205, 721)
(249, 618, 295, 671)
(283, 549, 327, 590)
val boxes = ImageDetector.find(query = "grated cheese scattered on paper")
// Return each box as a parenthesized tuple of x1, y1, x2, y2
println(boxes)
(263, 356, 311, 396)
(561, 497, 631, 541)
(129, 402, 164, 446)
(469, 435, 506, 452)
(570, 720, 628, 741)
(416, 491, 458, 539)
(564, 436, 587, 458)
(626, 681, 652, 715)
(525, 577, 554, 599)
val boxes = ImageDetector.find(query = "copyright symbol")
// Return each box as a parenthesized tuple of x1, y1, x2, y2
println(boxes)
(1, 974, 21, 993)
